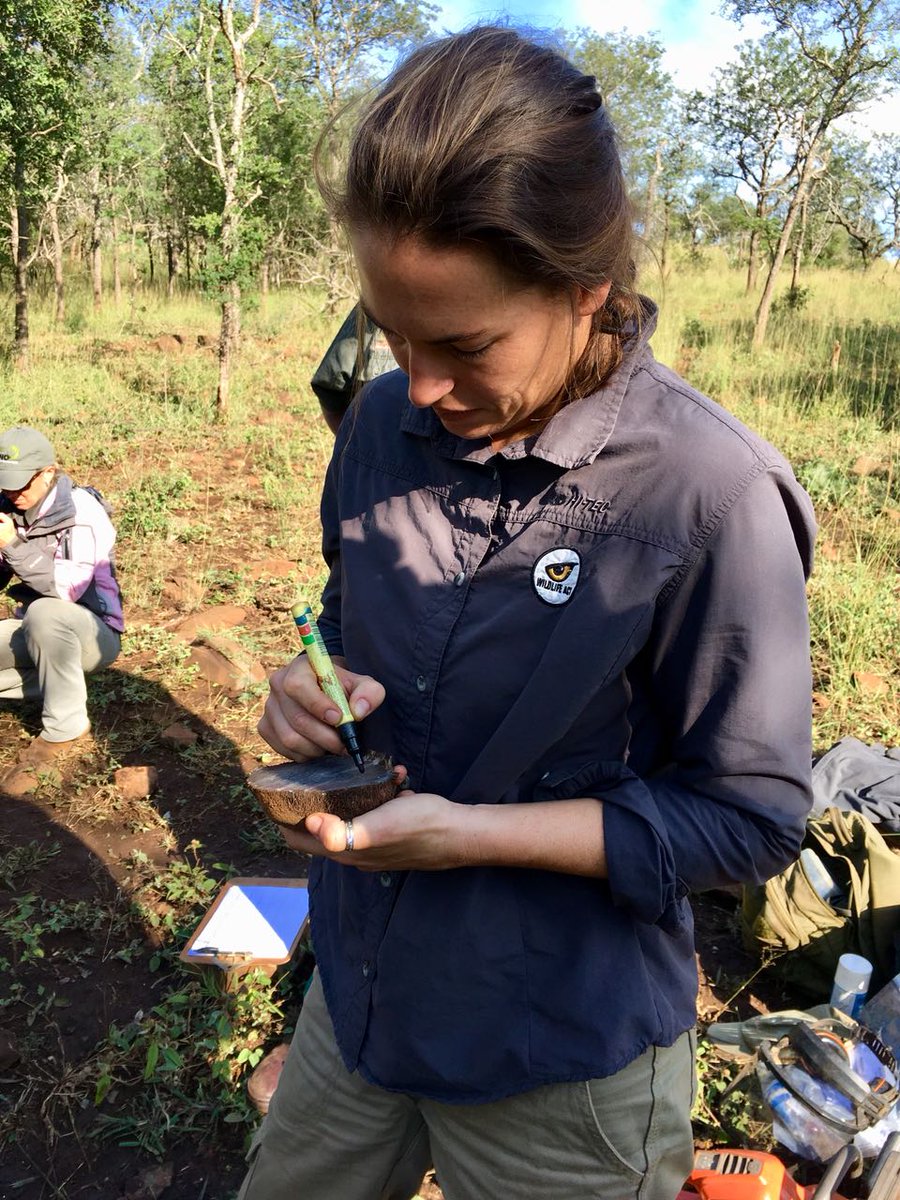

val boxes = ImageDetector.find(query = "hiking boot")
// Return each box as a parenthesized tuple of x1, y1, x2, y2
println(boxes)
(247, 1043, 291, 1115)
(17, 728, 92, 765)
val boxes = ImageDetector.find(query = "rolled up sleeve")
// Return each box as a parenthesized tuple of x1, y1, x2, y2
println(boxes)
(602, 467, 816, 927)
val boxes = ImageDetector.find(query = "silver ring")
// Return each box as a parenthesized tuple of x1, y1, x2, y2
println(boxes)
(344, 819, 355, 852)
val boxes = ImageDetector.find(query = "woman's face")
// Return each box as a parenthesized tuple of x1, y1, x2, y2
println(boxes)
(2, 466, 56, 511)
(351, 229, 609, 450)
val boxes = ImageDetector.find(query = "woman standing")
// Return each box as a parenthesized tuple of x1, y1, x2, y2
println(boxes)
(242, 27, 815, 1200)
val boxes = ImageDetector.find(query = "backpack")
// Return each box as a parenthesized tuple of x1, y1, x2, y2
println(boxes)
(741, 807, 900, 996)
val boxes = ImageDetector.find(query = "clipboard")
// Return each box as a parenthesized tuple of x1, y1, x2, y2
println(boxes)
(180, 877, 310, 980)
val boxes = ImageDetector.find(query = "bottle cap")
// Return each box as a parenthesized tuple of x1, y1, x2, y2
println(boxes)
(834, 953, 873, 993)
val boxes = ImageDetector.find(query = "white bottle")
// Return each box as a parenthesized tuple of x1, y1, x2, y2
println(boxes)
(830, 953, 873, 1020)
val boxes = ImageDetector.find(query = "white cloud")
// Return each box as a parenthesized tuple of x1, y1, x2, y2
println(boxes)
(434, 0, 898, 137)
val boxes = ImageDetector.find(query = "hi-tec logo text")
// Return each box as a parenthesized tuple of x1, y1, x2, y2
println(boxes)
(532, 548, 581, 606)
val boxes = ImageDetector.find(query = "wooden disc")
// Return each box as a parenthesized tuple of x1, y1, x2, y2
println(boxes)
(247, 752, 399, 826)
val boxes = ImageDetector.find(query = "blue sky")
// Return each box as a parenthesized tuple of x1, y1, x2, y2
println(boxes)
(433, 0, 897, 136)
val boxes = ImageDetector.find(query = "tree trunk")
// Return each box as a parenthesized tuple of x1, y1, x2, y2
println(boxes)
(746, 228, 759, 293)
(185, 225, 192, 288)
(659, 203, 671, 280)
(752, 131, 825, 349)
(216, 283, 240, 415)
(166, 229, 179, 298)
(260, 260, 269, 295)
(146, 230, 155, 283)
(129, 223, 138, 288)
(790, 195, 808, 292)
(48, 200, 65, 323)
(747, 197, 764, 293)
(90, 166, 103, 311)
(12, 150, 30, 368)
(643, 144, 663, 252)
(112, 214, 122, 305)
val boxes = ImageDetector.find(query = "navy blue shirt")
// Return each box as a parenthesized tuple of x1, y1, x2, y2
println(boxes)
(308, 305, 816, 1103)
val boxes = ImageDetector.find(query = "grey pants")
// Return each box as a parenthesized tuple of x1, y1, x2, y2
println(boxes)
(0, 598, 120, 741)
(239, 970, 696, 1200)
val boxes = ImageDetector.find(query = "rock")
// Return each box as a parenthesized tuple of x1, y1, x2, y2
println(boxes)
(114, 766, 159, 799)
(174, 604, 249, 642)
(160, 723, 198, 749)
(150, 335, 183, 354)
(188, 636, 267, 692)
(248, 753, 399, 825)
(160, 574, 206, 612)
(0, 765, 39, 797)
(250, 557, 296, 579)
(853, 671, 890, 696)
(120, 1160, 174, 1200)
(850, 455, 884, 477)
(812, 692, 831, 714)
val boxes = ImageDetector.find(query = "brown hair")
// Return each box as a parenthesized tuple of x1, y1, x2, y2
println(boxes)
(318, 26, 642, 400)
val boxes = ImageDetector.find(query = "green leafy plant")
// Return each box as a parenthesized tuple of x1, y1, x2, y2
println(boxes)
(692, 1041, 773, 1150)
(771, 285, 810, 315)
(116, 470, 194, 539)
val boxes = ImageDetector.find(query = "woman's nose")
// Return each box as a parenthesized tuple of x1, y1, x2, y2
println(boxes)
(405, 350, 453, 409)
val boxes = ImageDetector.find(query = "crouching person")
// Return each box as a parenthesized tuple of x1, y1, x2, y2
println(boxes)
(0, 426, 123, 795)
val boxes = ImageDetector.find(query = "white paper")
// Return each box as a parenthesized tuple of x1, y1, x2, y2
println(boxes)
(188, 883, 308, 959)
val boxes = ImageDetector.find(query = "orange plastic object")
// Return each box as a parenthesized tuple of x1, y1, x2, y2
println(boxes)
(676, 1149, 848, 1200)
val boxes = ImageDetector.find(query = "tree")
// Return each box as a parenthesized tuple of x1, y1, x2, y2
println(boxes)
(157, 0, 286, 414)
(567, 27, 677, 241)
(277, 0, 438, 308)
(0, 0, 112, 364)
(277, 0, 437, 111)
(823, 133, 900, 266)
(725, 0, 900, 346)
(697, 36, 817, 292)
(652, 98, 707, 277)
(154, 0, 437, 413)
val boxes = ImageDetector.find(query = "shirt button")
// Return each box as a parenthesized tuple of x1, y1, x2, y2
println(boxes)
(380, 873, 392, 887)
(416, 674, 427, 692)
(362, 961, 370, 978)
(453, 571, 466, 587)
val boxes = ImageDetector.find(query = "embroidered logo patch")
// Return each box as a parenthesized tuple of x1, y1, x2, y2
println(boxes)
(532, 548, 581, 605)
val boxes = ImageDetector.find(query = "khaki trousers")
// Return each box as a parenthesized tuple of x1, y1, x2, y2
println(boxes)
(0, 598, 120, 740)
(239, 970, 696, 1200)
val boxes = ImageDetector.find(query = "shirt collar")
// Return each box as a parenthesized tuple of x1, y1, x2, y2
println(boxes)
(398, 297, 658, 467)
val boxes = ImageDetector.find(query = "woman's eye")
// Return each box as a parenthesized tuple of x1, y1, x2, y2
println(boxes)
(452, 344, 490, 361)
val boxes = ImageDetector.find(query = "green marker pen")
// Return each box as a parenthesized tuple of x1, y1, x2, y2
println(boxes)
(291, 601, 365, 773)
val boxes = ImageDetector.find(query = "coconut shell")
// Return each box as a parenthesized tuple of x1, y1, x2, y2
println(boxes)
(247, 752, 399, 826)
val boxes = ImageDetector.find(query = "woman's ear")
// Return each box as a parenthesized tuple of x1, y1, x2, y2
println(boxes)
(577, 282, 611, 317)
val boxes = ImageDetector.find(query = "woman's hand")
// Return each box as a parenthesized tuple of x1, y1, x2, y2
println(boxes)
(258, 653, 385, 761)
(277, 789, 477, 871)
(279, 791, 609, 878)
(0, 514, 18, 549)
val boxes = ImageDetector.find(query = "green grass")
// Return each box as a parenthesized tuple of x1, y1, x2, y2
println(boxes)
(642, 249, 900, 749)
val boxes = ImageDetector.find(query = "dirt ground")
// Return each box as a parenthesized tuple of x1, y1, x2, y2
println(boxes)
(0, 405, 825, 1199)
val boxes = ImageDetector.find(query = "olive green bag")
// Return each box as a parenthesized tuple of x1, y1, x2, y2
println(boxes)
(741, 807, 900, 996)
